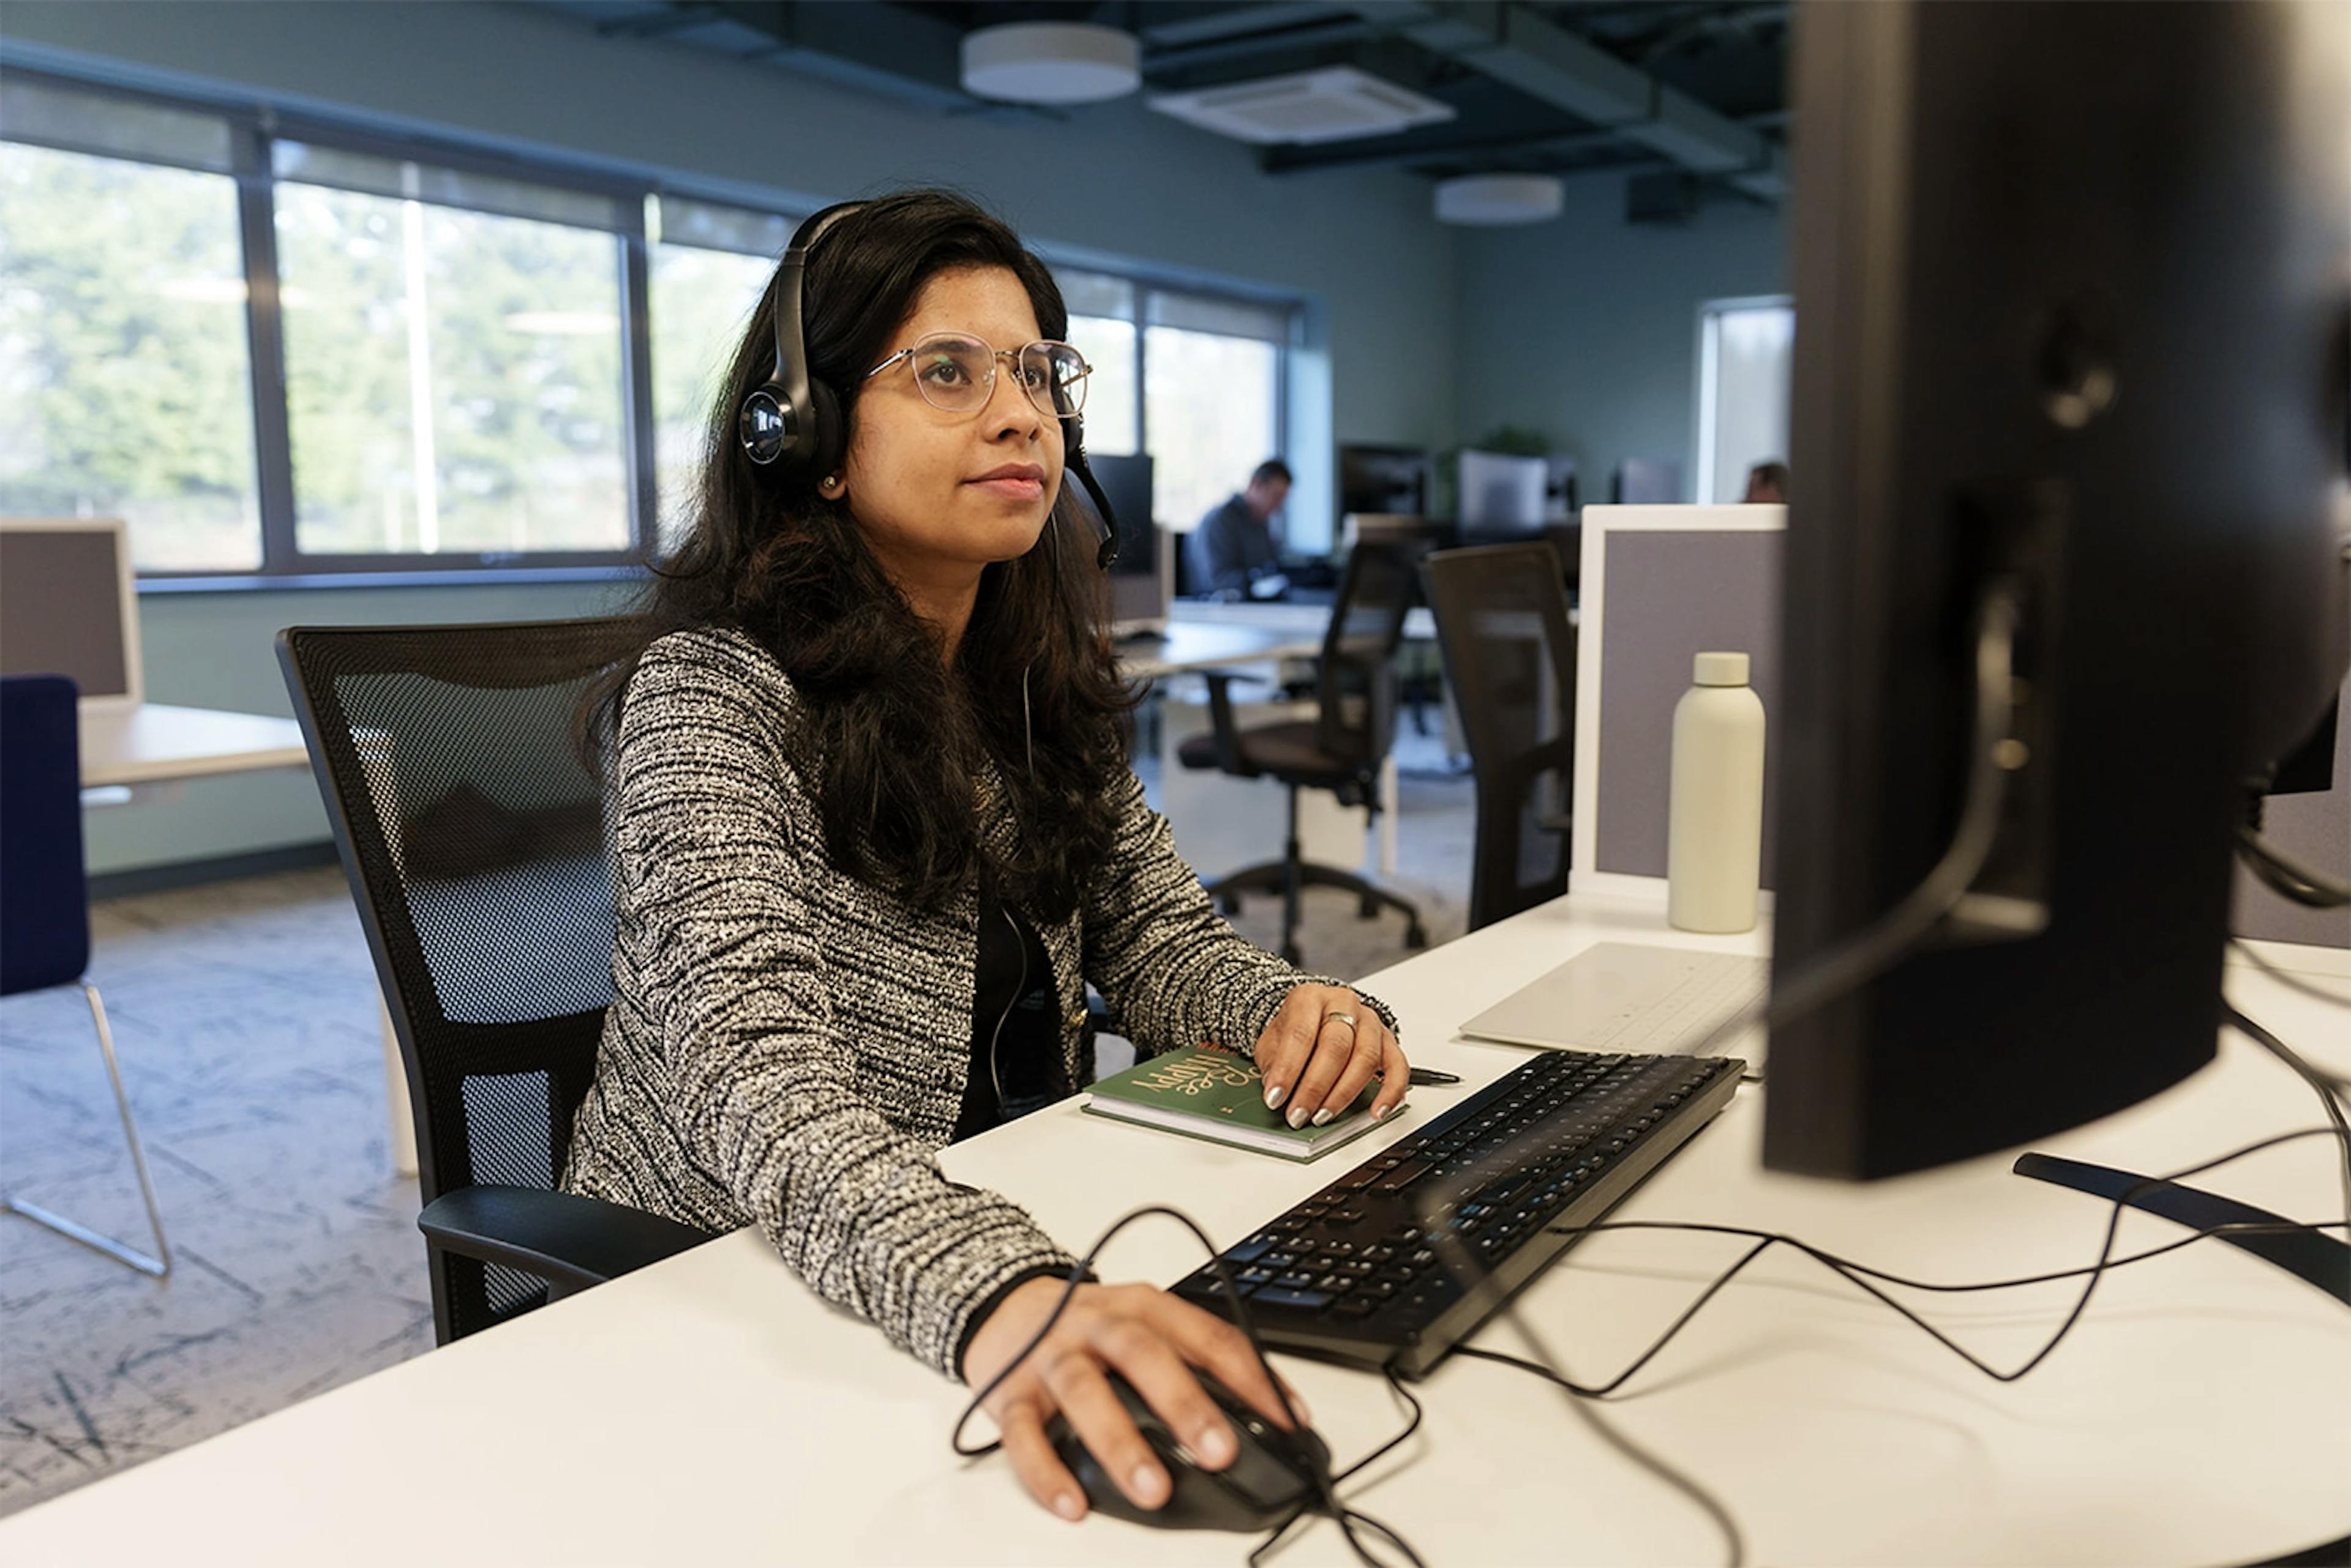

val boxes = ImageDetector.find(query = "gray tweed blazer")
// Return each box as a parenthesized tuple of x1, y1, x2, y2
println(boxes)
(561, 626, 1398, 1378)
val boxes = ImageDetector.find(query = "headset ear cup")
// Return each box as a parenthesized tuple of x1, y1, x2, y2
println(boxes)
(807, 378, 846, 482)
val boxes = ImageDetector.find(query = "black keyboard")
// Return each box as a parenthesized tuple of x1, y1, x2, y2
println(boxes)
(1173, 1049, 1744, 1377)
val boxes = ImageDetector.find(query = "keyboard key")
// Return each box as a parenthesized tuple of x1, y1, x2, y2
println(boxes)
(1252, 1286, 1335, 1312)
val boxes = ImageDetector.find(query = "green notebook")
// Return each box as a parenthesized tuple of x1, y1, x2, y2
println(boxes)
(1082, 1048, 1387, 1161)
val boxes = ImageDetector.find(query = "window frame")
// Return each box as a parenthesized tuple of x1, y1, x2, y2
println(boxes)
(6, 68, 1304, 588)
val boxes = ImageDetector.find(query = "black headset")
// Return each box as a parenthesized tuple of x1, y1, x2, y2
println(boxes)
(739, 201, 1122, 571)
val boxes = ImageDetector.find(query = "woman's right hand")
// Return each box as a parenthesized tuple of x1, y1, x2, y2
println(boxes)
(961, 1277, 1308, 1521)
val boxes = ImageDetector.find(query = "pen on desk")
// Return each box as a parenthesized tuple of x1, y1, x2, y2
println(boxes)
(1406, 1067, 1462, 1086)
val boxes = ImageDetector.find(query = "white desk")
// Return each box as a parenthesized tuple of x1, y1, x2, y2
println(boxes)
(1169, 598, 1440, 646)
(77, 701, 309, 791)
(6, 887, 2346, 1566)
(1119, 621, 1323, 681)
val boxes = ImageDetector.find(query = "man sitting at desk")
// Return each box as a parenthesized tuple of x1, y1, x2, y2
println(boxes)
(1186, 457, 1292, 599)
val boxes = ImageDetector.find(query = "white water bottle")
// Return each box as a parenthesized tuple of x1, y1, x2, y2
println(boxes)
(1667, 651, 1766, 934)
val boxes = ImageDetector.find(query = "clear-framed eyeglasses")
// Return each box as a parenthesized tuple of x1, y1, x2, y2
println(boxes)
(863, 331, 1090, 419)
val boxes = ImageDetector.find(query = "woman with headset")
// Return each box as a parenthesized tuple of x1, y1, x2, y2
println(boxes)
(563, 190, 1411, 1523)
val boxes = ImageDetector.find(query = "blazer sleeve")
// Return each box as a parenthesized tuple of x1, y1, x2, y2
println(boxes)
(1079, 762, 1401, 1060)
(613, 635, 1074, 1378)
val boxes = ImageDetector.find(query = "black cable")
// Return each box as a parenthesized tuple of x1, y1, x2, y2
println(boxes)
(948, 1204, 1425, 1568)
(1681, 579, 2026, 1063)
(2224, 1005, 2351, 1231)
(2236, 825, 2351, 909)
(2230, 938, 2351, 1019)
(1457, 1128, 2350, 1403)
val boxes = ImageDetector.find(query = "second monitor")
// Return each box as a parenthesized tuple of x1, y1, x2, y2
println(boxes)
(1072, 453, 1168, 635)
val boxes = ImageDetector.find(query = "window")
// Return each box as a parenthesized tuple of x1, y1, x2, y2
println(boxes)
(272, 142, 633, 560)
(1695, 296, 1794, 505)
(648, 196, 790, 547)
(0, 71, 1303, 583)
(1058, 271, 1138, 458)
(1144, 309, 1283, 535)
(1056, 268, 1292, 536)
(0, 83, 263, 572)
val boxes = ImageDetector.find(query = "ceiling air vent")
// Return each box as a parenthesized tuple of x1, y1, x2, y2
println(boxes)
(1147, 66, 1456, 146)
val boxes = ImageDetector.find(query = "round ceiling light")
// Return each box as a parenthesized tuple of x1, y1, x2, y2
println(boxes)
(1434, 174, 1565, 226)
(961, 22, 1141, 105)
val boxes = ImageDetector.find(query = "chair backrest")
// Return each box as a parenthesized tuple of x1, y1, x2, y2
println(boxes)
(1422, 545, 1578, 929)
(1313, 541, 1420, 771)
(278, 618, 642, 1338)
(0, 674, 89, 996)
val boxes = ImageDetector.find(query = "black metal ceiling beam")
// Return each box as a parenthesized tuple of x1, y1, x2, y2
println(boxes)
(699, 0, 978, 109)
(1340, 1, 1787, 198)
(1137, 2, 1360, 48)
(1261, 118, 1624, 174)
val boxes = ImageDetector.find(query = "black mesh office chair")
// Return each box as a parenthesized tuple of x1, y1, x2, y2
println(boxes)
(1177, 542, 1428, 964)
(278, 619, 709, 1345)
(1421, 544, 1579, 930)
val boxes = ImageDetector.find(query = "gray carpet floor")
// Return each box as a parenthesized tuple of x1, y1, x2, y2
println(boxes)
(0, 743, 1474, 1518)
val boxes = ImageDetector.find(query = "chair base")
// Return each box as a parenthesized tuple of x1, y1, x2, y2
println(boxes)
(1, 983, 171, 1278)
(1206, 858, 1429, 967)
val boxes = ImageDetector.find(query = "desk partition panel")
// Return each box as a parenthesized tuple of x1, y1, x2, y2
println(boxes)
(1572, 505, 1785, 896)
(1569, 505, 2345, 951)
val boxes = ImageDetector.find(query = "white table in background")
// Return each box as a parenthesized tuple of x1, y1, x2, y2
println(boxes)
(77, 701, 308, 793)
(4, 882, 2344, 1567)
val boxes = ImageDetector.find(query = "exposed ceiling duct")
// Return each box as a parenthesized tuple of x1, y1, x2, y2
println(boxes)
(532, 2, 1790, 214)
(1343, 1, 1787, 199)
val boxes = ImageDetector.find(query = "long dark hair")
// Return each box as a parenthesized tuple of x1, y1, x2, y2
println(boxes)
(590, 189, 1139, 923)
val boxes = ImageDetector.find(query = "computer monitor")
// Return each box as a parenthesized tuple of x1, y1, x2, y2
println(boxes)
(1338, 444, 1429, 518)
(1764, 0, 2349, 1179)
(1457, 449, 1548, 533)
(1074, 454, 1166, 633)
(0, 517, 143, 713)
(1610, 460, 1681, 506)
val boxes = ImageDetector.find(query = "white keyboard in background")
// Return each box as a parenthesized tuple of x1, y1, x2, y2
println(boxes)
(1455, 942, 1770, 1064)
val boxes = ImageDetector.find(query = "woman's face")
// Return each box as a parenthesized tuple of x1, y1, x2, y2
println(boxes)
(839, 264, 1065, 584)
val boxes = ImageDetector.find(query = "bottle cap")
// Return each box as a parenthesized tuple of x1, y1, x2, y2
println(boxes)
(1693, 651, 1749, 687)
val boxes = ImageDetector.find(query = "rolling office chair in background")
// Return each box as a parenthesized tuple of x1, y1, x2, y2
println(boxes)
(279, 620, 708, 1345)
(1, 673, 172, 1278)
(1420, 545, 1578, 930)
(1177, 542, 1430, 964)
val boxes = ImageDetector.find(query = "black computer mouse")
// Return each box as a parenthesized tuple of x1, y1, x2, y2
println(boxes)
(1044, 1368, 1332, 1532)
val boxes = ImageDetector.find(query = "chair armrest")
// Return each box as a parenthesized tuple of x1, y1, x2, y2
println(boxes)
(418, 1185, 712, 1292)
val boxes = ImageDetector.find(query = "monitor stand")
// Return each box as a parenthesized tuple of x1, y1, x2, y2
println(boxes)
(2014, 1152, 2350, 1307)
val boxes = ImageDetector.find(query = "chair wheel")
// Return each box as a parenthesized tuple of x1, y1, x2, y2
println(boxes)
(1405, 925, 1430, 950)
(1218, 895, 1243, 917)
(1358, 895, 1380, 920)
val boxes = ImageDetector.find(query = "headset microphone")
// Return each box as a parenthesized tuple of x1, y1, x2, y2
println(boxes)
(1063, 415, 1121, 572)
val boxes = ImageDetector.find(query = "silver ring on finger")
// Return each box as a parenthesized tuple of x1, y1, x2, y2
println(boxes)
(1324, 1011, 1359, 1033)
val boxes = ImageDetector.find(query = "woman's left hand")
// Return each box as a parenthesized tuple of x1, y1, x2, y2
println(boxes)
(1251, 985, 1408, 1129)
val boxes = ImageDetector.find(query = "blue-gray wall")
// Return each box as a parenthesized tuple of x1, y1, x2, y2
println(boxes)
(2, 0, 1464, 874)
(1454, 176, 1787, 501)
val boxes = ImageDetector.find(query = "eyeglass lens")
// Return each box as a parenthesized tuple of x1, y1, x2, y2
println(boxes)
(907, 333, 1087, 417)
